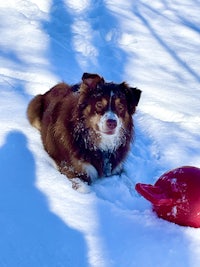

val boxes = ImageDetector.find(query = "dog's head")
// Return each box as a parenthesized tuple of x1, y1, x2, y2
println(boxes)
(77, 73, 141, 150)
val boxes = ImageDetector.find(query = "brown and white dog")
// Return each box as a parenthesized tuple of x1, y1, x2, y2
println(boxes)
(27, 73, 141, 189)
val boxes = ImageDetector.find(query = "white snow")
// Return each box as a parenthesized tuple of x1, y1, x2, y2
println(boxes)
(0, 0, 200, 266)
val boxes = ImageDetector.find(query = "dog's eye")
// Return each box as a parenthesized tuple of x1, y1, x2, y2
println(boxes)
(116, 103, 124, 113)
(95, 101, 104, 111)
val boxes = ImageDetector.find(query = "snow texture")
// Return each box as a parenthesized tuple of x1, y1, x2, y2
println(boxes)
(0, 0, 200, 266)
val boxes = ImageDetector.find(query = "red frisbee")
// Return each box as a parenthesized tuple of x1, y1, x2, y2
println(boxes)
(135, 166, 200, 227)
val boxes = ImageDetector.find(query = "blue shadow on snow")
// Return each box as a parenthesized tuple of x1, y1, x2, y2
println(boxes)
(42, 0, 128, 83)
(0, 131, 88, 267)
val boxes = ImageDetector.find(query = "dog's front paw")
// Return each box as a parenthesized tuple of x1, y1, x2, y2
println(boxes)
(112, 163, 123, 176)
(71, 178, 91, 194)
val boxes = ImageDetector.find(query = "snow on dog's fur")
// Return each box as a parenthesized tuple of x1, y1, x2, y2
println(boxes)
(27, 73, 141, 189)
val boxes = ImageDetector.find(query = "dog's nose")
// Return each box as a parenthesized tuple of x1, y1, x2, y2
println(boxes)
(106, 119, 117, 130)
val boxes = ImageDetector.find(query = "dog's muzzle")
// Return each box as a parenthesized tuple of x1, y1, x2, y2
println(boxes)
(99, 112, 119, 135)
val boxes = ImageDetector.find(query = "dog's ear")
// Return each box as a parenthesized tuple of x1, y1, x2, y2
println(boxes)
(120, 82, 142, 114)
(130, 87, 142, 107)
(82, 73, 104, 89)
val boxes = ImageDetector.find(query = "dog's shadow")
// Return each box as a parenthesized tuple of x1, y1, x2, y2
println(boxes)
(0, 131, 88, 266)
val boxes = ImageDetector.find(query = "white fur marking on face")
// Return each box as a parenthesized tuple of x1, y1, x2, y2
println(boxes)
(98, 111, 119, 133)
(99, 131, 121, 151)
(98, 113, 123, 151)
(108, 90, 114, 110)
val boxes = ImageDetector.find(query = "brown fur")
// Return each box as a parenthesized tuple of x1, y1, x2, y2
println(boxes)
(27, 73, 141, 186)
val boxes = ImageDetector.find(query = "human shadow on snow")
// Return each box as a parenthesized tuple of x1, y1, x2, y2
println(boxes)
(0, 131, 88, 267)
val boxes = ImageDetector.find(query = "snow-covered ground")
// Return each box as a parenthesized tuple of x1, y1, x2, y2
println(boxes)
(0, 0, 200, 266)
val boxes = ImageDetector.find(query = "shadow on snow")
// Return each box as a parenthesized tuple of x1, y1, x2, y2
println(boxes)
(0, 131, 88, 267)
(42, 0, 128, 83)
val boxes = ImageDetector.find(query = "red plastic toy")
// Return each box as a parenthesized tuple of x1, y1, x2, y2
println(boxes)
(135, 166, 200, 228)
